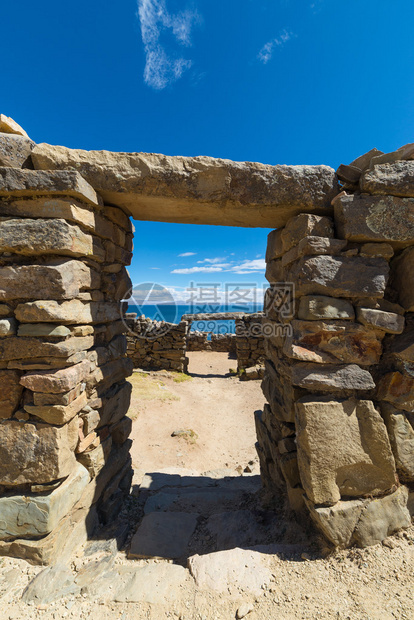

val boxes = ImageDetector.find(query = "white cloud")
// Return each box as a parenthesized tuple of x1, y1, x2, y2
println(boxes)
(257, 29, 293, 64)
(171, 257, 265, 275)
(150, 267, 161, 269)
(171, 266, 224, 274)
(197, 257, 227, 264)
(230, 259, 266, 271)
(137, 0, 200, 90)
(179, 252, 197, 257)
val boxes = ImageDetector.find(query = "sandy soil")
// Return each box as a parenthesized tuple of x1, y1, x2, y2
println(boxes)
(129, 351, 263, 484)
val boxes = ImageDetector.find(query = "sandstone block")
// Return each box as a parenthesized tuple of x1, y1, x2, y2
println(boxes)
(356, 307, 404, 334)
(349, 147, 384, 171)
(15, 299, 122, 324)
(282, 236, 347, 267)
(0, 370, 23, 419)
(360, 161, 414, 197)
(392, 247, 414, 310)
(0, 462, 89, 540)
(111, 416, 132, 445)
(369, 143, 414, 167)
(377, 372, 414, 412)
(20, 360, 91, 394)
(0, 318, 17, 336)
(283, 320, 383, 365)
(271, 214, 334, 259)
(0, 260, 99, 301)
(360, 243, 394, 259)
(87, 358, 133, 392)
(261, 360, 301, 423)
(24, 390, 88, 424)
(291, 363, 375, 392)
(298, 295, 354, 321)
(385, 330, 414, 363)
(80, 409, 100, 435)
(265, 259, 284, 284)
(295, 397, 396, 505)
(381, 403, 414, 481)
(99, 381, 132, 427)
(33, 383, 83, 406)
(18, 324, 71, 338)
(336, 164, 362, 185)
(287, 255, 389, 299)
(0, 418, 78, 485)
(31, 143, 338, 228)
(77, 436, 112, 477)
(103, 206, 131, 231)
(334, 192, 414, 247)
(0, 167, 98, 205)
(0, 335, 93, 361)
(0, 133, 34, 168)
(0, 115, 29, 137)
(353, 486, 411, 547)
(305, 497, 369, 547)
(0, 218, 105, 261)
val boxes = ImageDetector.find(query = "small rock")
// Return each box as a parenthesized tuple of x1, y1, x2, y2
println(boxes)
(236, 603, 254, 619)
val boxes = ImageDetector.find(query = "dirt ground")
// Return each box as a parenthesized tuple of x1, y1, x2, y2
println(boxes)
(129, 351, 263, 484)
(1, 351, 414, 620)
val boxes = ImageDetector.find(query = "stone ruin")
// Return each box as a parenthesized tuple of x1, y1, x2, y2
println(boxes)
(0, 113, 413, 565)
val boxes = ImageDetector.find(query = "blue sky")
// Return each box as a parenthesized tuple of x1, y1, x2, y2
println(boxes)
(2, 0, 413, 305)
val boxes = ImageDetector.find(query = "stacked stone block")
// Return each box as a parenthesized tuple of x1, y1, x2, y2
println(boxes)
(256, 145, 414, 547)
(126, 316, 189, 372)
(235, 315, 265, 371)
(187, 331, 236, 353)
(0, 165, 134, 564)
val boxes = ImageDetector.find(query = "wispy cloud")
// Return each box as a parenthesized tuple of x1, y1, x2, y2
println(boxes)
(197, 257, 227, 264)
(171, 257, 266, 275)
(171, 266, 224, 274)
(179, 252, 197, 257)
(257, 29, 293, 64)
(137, 0, 200, 90)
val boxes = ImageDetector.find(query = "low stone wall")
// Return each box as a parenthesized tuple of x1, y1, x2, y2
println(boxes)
(186, 330, 209, 351)
(0, 163, 134, 564)
(256, 144, 414, 548)
(126, 316, 189, 372)
(235, 315, 265, 371)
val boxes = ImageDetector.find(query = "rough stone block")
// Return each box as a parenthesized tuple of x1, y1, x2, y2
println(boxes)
(20, 360, 91, 393)
(0, 462, 89, 540)
(287, 255, 389, 299)
(111, 416, 132, 445)
(0, 318, 17, 336)
(0, 335, 94, 361)
(0, 218, 105, 261)
(295, 397, 396, 505)
(381, 403, 414, 481)
(283, 320, 384, 365)
(0, 260, 99, 301)
(261, 360, 301, 423)
(0, 370, 23, 419)
(77, 436, 112, 477)
(334, 192, 414, 247)
(0, 418, 78, 485)
(15, 299, 122, 324)
(33, 383, 83, 406)
(291, 363, 375, 392)
(0, 167, 99, 206)
(360, 161, 414, 198)
(356, 307, 404, 334)
(377, 372, 414, 412)
(24, 390, 88, 424)
(305, 496, 369, 547)
(392, 247, 414, 311)
(282, 236, 347, 267)
(0, 133, 34, 168)
(298, 295, 354, 321)
(353, 486, 411, 547)
(278, 214, 334, 255)
(0, 115, 29, 137)
(98, 381, 132, 427)
(359, 243, 394, 259)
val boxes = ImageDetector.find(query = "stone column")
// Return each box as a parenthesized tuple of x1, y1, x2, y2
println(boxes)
(257, 148, 414, 548)
(0, 166, 134, 564)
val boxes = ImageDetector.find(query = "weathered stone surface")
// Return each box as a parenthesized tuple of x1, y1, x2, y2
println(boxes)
(15, 299, 122, 324)
(0, 167, 98, 205)
(392, 247, 414, 311)
(24, 390, 88, 424)
(0, 197, 114, 238)
(267, 214, 335, 262)
(31, 143, 339, 227)
(298, 295, 355, 321)
(305, 496, 369, 547)
(0, 260, 99, 301)
(0, 335, 93, 361)
(261, 360, 301, 423)
(20, 360, 91, 393)
(295, 397, 396, 505)
(349, 148, 384, 171)
(265, 259, 283, 284)
(128, 512, 198, 559)
(22, 564, 80, 604)
(353, 486, 411, 547)
(0, 304, 12, 317)
(111, 416, 132, 445)
(18, 323, 72, 338)
(0, 418, 78, 485)
(0, 115, 29, 138)
(77, 437, 113, 477)
(287, 255, 389, 299)
(381, 403, 414, 481)
(360, 243, 394, 259)
(34, 383, 83, 406)
(356, 307, 405, 334)
(334, 192, 414, 247)
(0, 462, 89, 540)
(291, 363, 375, 392)
(87, 358, 133, 392)
(98, 381, 132, 427)
(369, 143, 414, 167)
(336, 164, 362, 185)
(361, 161, 414, 198)
(282, 236, 347, 267)
(377, 372, 414, 412)
(0, 218, 105, 261)
(0, 133, 34, 168)
(188, 548, 272, 595)
(283, 320, 383, 365)
(0, 370, 23, 419)
(0, 318, 16, 336)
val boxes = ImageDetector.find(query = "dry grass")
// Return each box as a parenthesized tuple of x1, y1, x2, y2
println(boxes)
(127, 372, 180, 420)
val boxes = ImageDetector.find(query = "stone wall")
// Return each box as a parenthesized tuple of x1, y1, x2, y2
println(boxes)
(0, 128, 134, 564)
(256, 145, 414, 547)
(187, 331, 237, 353)
(126, 315, 189, 372)
(235, 315, 265, 371)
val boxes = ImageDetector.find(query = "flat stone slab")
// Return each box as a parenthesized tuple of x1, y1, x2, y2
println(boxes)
(205, 510, 284, 550)
(188, 547, 273, 595)
(144, 487, 247, 515)
(22, 564, 79, 604)
(140, 468, 217, 491)
(128, 512, 199, 559)
(31, 143, 338, 228)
